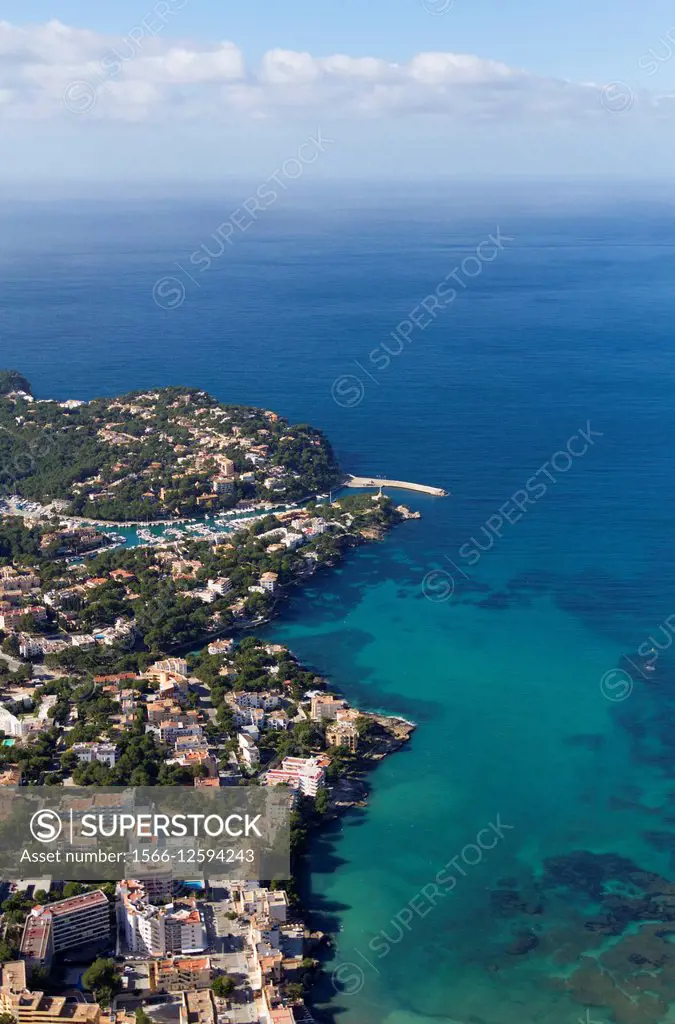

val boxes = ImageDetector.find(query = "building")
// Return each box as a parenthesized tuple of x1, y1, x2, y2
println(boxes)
(238, 732, 260, 768)
(0, 962, 135, 1024)
(266, 710, 290, 730)
(148, 957, 212, 993)
(309, 694, 345, 722)
(207, 638, 234, 656)
(0, 606, 47, 631)
(20, 891, 111, 968)
(206, 578, 232, 596)
(265, 757, 326, 798)
(259, 572, 279, 594)
(179, 989, 216, 1024)
(70, 742, 119, 768)
(119, 882, 207, 957)
(326, 720, 359, 753)
(233, 706, 266, 729)
(231, 888, 288, 923)
(147, 658, 189, 682)
(269, 1009, 297, 1024)
(0, 961, 99, 1024)
(0, 569, 40, 593)
(18, 636, 43, 659)
(212, 477, 234, 496)
(0, 696, 57, 740)
(235, 692, 280, 711)
(0, 766, 22, 786)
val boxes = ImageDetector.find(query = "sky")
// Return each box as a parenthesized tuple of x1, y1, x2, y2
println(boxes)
(1, 0, 675, 187)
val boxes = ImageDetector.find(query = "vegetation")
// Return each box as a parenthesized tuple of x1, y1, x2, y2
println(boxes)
(211, 975, 236, 998)
(0, 371, 31, 396)
(0, 382, 342, 519)
(81, 958, 121, 1006)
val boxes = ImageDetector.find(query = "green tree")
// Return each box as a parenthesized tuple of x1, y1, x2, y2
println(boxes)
(0, 940, 18, 965)
(0, 371, 31, 396)
(82, 959, 120, 1004)
(211, 976, 236, 998)
(63, 882, 86, 899)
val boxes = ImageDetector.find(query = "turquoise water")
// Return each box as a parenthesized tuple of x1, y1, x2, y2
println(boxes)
(3, 190, 675, 1022)
(266, 523, 675, 1023)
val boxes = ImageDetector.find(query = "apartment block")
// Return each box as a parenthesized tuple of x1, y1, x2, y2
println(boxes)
(21, 891, 111, 968)
(119, 882, 207, 958)
(264, 757, 327, 798)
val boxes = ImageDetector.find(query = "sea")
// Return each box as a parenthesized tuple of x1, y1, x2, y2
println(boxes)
(3, 182, 675, 1024)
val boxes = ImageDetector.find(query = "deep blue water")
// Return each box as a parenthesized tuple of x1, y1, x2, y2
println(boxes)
(3, 191, 675, 1022)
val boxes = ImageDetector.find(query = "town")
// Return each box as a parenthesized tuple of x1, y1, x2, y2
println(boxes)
(0, 378, 417, 1024)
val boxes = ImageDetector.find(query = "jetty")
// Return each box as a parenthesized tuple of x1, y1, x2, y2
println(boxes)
(345, 475, 449, 497)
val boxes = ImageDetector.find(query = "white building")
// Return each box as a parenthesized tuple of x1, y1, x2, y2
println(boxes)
(119, 882, 207, 957)
(265, 756, 326, 798)
(238, 732, 260, 768)
(207, 578, 232, 596)
(259, 572, 278, 594)
(18, 636, 43, 659)
(207, 638, 234, 656)
(234, 692, 280, 711)
(0, 696, 57, 740)
(71, 742, 119, 768)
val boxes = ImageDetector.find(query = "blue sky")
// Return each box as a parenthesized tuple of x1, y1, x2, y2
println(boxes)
(7, 0, 675, 85)
(1, 0, 675, 186)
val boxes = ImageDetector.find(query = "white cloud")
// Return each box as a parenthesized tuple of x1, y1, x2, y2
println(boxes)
(0, 19, 664, 123)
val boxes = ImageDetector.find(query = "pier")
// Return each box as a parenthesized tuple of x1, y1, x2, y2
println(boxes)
(345, 475, 449, 497)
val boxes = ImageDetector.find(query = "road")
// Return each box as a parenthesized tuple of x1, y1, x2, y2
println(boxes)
(203, 890, 259, 1024)
(0, 650, 20, 673)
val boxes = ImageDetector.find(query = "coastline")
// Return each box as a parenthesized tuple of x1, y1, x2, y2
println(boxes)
(294, 711, 417, 1017)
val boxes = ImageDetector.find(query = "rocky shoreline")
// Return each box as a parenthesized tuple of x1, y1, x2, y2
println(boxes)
(326, 712, 416, 815)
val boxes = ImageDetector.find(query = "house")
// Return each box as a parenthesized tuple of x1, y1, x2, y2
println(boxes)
(71, 742, 119, 768)
(207, 638, 234, 656)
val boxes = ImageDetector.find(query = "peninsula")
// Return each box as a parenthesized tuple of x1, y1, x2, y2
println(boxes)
(0, 378, 342, 520)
